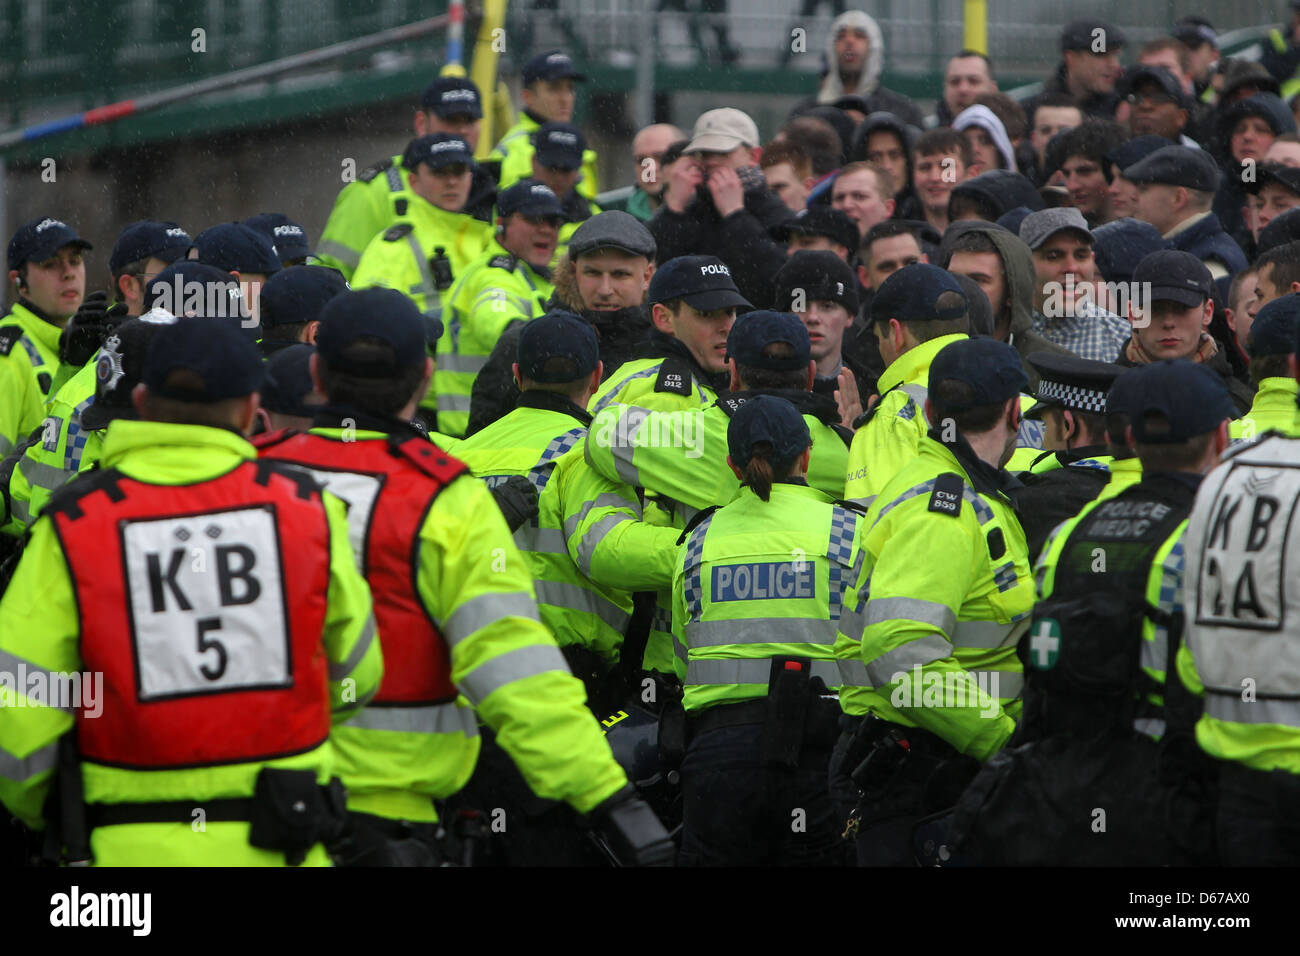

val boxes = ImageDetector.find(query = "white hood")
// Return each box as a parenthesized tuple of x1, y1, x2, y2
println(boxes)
(952, 104, 1018, 173)
(817, 10, 884, 104)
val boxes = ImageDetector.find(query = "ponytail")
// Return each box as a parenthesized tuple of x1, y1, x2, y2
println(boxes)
(742, 441, 802, 501)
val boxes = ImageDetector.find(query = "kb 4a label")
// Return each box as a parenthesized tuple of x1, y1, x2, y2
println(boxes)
(122, 505, 291, 700)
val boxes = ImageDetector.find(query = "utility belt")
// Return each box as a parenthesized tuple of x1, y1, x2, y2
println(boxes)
(843, 714, 962, 793)
(677, 657, 840, 770)
(63, 767, 347, 867)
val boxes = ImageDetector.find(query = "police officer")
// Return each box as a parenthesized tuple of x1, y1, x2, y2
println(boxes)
(843, 263, 970, 509)
(0, 316, 383, 865)
(955, 359, 1233, 865)
(435, 179, 563, 437)
(256, 291, 672, 866)
(673, 395, 851, 866)
(1176, 311, 1300, 864)
(351, 134, 492, 323)
(1230, 293, 1300, 441)
(454, 310, 680, 709)
(1, 217, 91, 460)
(492, 50, 599, 200)
(529, 122, 602, 265)
(188, 222, 282, 331)
(244, 213, 312, 269)
(589, 254, 750, 417)
(317, 75, 494, 280)
(257, 343, 323, 433)
(835, 337, 1034, 866)
(256, 265, 349, 357)
(1013, 352, 1123, 559)
(586, 310, 853, 514)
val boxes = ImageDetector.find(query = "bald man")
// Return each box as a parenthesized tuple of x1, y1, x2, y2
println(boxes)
(627, 123, 686, 221)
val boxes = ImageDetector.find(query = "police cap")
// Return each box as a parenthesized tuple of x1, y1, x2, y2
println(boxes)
(190, 222, 281, 275)
(260, 343, 321, 419)
(421, 76, 483, 119)
(243, 213, 311, 262)
(143, 315, 265, 403)
(496, 179, 565, 220)
(648, 255, 751, 311)
(82, 312, 180, 430)
(316, 288, 428, 378)
(1125, 359, 1233, 444)
(1250, 292, 1300, 356)
(532, 122, 585, 171)
(871, 262, 967, 325)
(109, 220, 191, 274)
(517, 310, 598, 382)
(8, 216, 92, 272)
(726, 310, 810, 370)
(929, 338, 1028, 414)
(522, 50, 586, 87)
(1023, 351, 1123, 419)
(727, 394, 811, 468)
(259, 265, 349, 330)
(402, 134, 476, 173)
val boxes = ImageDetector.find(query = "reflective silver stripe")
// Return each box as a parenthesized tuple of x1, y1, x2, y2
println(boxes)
(442, 591, 540, 646)
(437, 393, 472, 412)
(1204, 694, 1300, 727)
(1133, 717, 1166, 738)
(459, 643, 570, 703)
(848, 496, 875, 509)
(837, 657, 872, 687)
(1140, 634, 1167, 674)
(385, 165, 403, 192)
(865, 634, 954, 686)
(440, 352, 489, 374)
(873, 479, 938, 525)
(534, 579, 628, 633)
(330, 613, 378, 680)
(970, 669, 1024, 700)
(838, 603, 866, 643)
(684, 617, 837, 648)
(317, 239, 361, 270)
(404, 233, 439, 304)
(0, 650, 77, 713)
(0, 434, 12, 457)
(18, 455, 71, 492)
(591, 368, 662, 414)
(608, 407, 648, 486)
(673, 632, 689, 662)
(685, 658, 840, 686)
(573, 513, 630, 577)
(347, 702, 479, 737)
(9, 495, 31, 526)
(561, 491, 638, 542)
(900, 383, 929, 406)
(952, 619, 1020, 649)
(524, 527, 569, 555)
(865, 597, 955, 634)
(0, 740, 58, 782)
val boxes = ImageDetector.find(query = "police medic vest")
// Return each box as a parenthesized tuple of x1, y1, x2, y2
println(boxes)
(48, 461, 335, 768)
(256, 430, 467, 706)
(1020, 476, 1195, 739)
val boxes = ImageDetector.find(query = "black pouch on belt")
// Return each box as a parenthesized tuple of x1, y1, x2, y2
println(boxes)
(760, 657, 812, 770)
(248, 768, 345, 866)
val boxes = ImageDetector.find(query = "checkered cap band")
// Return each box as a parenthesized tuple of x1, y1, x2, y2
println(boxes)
(1038, 379, 1108, 413)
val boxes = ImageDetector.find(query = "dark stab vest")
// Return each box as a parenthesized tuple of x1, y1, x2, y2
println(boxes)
(256, 431, 468, 708)
(48, 460, 335, 769)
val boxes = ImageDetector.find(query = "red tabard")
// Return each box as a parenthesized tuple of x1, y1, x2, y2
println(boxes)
(258, 432, 466, 707)
(52, 461, 335, 769)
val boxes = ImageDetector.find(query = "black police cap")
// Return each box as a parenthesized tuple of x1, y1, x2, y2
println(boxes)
(1024, 351, 1123, 419)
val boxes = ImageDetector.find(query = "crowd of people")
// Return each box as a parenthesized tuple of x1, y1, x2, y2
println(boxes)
(4, 9, 1300, 867)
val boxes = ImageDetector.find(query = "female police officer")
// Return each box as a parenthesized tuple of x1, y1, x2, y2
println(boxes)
(672, 394, 861, 866)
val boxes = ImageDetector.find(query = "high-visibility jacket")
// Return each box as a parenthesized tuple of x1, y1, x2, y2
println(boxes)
(316, 155, 415, 280)
(492, 110, 600, 200)
(1093, 454, 1143, 501)
(673, 482, 860, 712)
(835, 432, 1034, 760)
(436, 240, 554, 437)
(257, 408, 628, 818)
(0, 302, 65, 459)
(1035, 472, 1199, 739)
(1177, 433, 1300, 773)
(0, 420, 382, 866)
(454, 391, 679, 663)
(351, 201, 493, 318)
(586, 339, 727, 675)
(585, 390, 852, 513)
(1229, 377, 1300, 442)
(3, 359, 98, 535)
(843, 333, 967, 507)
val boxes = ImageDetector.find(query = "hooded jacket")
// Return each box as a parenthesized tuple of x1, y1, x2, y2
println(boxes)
(465, 255, 653, 436)
(936, 221, 1072, 388)
(952, 105, 1018, 173)
(811, 11, 924, 128)
(1212, 94, 1297, 254)
(949, 169, 1045, 221)
(851, 111, 922, 210)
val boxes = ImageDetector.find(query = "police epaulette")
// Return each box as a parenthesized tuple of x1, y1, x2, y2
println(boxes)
(0, 326, 22, 358)
(852, 382, 902, 430)
(654, 356, 692, 395)
(252, 458, 324, 500)
(357, 158, 395, 183)
(927, 472, 965, 517)
(830, 423, 854, 447)
(715, 394, 747, 417)
(676, 504, 720, 545)
(831, 497, 870, 516)
(383, 223, 414, 242)
(489, 255, 516, 271)
(43, 466, 124, 522)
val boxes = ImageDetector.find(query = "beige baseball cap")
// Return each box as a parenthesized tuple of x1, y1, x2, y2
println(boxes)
(684, 108, 759, 154)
